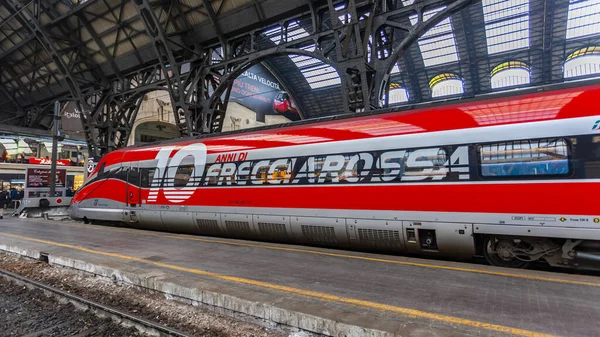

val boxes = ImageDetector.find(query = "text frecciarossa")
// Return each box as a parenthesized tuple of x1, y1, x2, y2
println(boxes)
(149, 143, 470, 189)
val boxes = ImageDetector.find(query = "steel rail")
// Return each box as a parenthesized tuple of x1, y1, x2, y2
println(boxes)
(0, 268, 195, 337)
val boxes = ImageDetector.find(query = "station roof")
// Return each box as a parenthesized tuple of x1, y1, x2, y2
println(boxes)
(1, 0, 600, 127)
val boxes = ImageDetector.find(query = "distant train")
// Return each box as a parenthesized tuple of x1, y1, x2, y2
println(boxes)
(70, 82, 600, 270)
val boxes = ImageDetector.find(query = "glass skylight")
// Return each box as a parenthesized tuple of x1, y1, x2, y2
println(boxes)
(264, 22, 341, 89)
(388, 87, 409, 104)
(430, 73, 464, 98)
(564, 47, 600, 78)
(409, 7, 460, 67)
(566, 0, 600, 39)
(490, 61, 530, 89)
(482, 0, 530, 54)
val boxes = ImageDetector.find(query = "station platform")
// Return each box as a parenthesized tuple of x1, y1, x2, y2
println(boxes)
(0, 218, 598, 337)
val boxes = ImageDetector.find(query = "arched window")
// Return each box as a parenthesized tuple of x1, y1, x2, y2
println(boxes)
(490, 61, 530, 89)
(564, 47, 600, 79)
(264, 22, 341, 89)
(430, 73, 464, 98)
(387, 82, 409, 104)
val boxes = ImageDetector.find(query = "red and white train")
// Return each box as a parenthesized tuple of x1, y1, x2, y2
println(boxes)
(70, 82, 600, 270)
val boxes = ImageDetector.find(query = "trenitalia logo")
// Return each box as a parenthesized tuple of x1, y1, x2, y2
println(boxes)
(147, 143, 207, 203)
(593, 120, 600, 130)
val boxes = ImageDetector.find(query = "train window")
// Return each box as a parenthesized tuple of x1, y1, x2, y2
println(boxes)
(478, 138, 569, 177)
(400, 147, 448, 181)
(140, 168, 158, 188)
(115, 167, 129, 181)
(253, 164, 270, 184)
(173, 165, 194, 187)
(270, 163, 290, 182)
(127, 167, 140, 186)
(102, 166, 122, 180)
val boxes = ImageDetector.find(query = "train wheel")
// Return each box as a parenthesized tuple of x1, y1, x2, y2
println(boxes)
(482, 235, 531, 269)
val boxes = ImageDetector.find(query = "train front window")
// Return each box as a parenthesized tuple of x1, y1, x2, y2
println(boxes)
(478, 138, 570, 177)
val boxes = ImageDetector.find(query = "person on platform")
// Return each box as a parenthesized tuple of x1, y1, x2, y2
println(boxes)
(0, 190, 10, 209)
(10, 188, 19, 200)
(66, 186, 74, 197)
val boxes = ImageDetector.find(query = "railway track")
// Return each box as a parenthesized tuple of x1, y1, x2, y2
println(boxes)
(0, 268, 195, 337)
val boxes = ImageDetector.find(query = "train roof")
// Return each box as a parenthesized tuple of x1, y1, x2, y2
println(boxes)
(115, 79, 600, 155)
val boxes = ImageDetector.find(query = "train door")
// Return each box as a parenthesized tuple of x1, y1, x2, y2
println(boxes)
(126, 162, 141, 222)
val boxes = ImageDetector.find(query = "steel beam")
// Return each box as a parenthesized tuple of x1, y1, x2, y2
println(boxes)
(201, 0, 226, 47)
(75, 12, 122, 78)
(133, 0, 198, 137)
(0, 83, 24, 117)
(371, 0, 477, 106)
(39, 0, 109, 86)
(456, 6, 483, 95)
(4, 0, 486, 150)
(6, 0, 111, 157)
(6, 0, 85, 105)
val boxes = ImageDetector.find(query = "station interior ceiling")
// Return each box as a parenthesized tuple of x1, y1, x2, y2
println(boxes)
(1, 0, 600, 154)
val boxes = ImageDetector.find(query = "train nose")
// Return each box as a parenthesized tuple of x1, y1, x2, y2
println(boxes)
(68, 202, 80, 220)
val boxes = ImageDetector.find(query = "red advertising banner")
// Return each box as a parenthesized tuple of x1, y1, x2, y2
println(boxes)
(29, 158, 71, 166)
(26, 168, 66, 188)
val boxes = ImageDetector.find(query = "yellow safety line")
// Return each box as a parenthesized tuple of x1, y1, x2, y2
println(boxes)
(19, 219, 600, 288)
(0, 231, 557, 337)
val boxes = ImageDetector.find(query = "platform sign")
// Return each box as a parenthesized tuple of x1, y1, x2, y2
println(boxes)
(230, 63, 301, 122)
(61, 101, 83, 132)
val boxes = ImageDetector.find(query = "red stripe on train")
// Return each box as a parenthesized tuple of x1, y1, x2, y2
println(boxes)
(74, 179, 600, 216)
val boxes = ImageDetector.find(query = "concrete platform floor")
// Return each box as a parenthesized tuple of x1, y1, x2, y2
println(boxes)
(0, 218, 599, 337)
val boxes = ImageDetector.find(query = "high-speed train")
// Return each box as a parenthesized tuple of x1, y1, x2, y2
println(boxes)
(70, 82, 600, 270)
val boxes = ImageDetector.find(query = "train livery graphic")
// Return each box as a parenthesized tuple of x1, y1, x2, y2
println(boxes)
(71, 82, 600, 270)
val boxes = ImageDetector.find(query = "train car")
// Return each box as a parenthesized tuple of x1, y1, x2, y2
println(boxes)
(70, 82, 600, 270)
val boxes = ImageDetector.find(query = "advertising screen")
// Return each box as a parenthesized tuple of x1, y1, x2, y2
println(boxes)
(26, 168, 66, 188)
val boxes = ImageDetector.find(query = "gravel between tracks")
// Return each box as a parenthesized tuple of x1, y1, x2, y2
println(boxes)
(0, 252, 288, 337)
(0, 277, 144, 337)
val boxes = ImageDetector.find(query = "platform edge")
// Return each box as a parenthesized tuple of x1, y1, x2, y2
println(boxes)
(0, 243, 394, 337)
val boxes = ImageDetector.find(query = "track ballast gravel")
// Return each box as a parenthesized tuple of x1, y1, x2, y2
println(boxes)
(0, 277, 143, 337)
(0, 252, 289, 337)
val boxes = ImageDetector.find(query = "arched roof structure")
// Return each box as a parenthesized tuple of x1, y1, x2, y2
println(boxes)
(1, 0, 600, 156)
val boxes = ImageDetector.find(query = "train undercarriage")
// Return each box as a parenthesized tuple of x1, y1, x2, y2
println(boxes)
(81, 210, 600, 271)
(482, 235, 600, 271)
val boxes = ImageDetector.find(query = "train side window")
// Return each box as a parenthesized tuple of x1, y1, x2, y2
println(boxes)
(401, 147, 448, 180)
(140, 168, 158, 188)
(478, 138, 570, 177)
(104, 166, 122, 179)
(127, 167, 140, 186)
(115, 167, 129, 181)
(173, 165, 194, 187)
